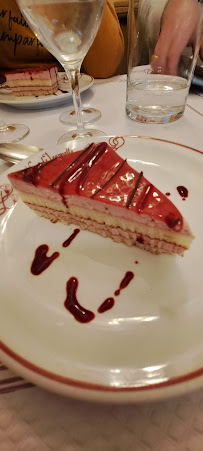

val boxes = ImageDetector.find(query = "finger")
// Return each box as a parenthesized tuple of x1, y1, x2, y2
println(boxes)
(166, 30, 192, 75)
(150, 32, 170, 74)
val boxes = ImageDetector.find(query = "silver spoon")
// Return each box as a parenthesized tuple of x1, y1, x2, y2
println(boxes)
(0, 143, 43, 164)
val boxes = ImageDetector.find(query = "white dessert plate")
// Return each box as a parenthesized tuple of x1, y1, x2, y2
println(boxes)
(0, 73, 93, 109)
(0, 136, 202, 403)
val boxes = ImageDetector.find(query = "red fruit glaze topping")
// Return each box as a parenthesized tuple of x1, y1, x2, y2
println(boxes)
(8, 142, 183, 231)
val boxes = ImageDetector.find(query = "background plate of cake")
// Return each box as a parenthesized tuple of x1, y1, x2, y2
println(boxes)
(0, 66, 93, 109)
(0, 136, 202, 403)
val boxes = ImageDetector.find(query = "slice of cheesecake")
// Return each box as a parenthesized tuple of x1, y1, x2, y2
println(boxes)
(8, 142, 194, 255)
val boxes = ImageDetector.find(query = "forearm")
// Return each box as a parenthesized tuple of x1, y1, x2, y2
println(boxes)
(150, 0, 203, 74)
(139, 0, 168, 47)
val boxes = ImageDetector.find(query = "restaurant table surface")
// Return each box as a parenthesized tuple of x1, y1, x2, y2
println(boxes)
(0, 75, 202, 451)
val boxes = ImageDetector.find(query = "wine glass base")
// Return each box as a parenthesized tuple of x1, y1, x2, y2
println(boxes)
(59, 107, 101, 125)
(57, 128, 106, 145)
(0, 124, 30, 143)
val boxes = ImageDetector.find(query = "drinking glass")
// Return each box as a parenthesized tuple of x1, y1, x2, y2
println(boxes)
(126, 0, 203, 124)
(0, 119, 29, 144)
(17, 0, 106, 143)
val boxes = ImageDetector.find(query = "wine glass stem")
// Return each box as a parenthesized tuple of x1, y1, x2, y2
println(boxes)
(64, 65, 86, 136)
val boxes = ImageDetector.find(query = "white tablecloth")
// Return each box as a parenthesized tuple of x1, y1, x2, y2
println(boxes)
(0, 75, 202, 174)
(0, 75, 203, 451)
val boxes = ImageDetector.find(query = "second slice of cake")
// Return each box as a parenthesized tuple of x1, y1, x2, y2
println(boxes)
(5, 66, 58, 97)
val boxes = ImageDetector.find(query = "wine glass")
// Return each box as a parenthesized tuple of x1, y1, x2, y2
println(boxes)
(0, 119, 29, 144)
(17, 0, 106, 144)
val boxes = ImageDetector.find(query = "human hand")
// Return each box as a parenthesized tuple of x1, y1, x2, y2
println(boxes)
(151, 0, 203, 75)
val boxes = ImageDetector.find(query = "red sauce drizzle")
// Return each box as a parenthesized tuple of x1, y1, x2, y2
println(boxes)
(98, 297, 114, 313)
(31, 244, 59, 275)
(165, 192, 170, 196)
(63, 228, 80, 247)
(64, 277, 95, 323)
(30, 239, 135, 321)
(114, 271, 134, 296)
(177, 186, 188, 199)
